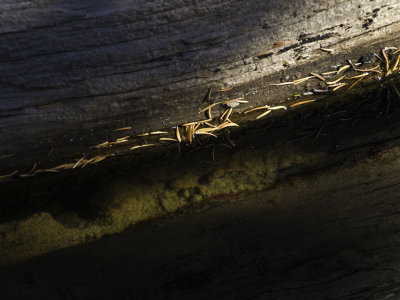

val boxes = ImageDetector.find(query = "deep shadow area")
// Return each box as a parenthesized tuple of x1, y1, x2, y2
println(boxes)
(1, 75, 400, 298)
(2, 149, 400, 299)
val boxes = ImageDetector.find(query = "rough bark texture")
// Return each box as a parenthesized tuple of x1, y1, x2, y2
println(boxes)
(1, 0, 400, 174)
(2, 2, 400, 298)
(2, 70, 400, 297)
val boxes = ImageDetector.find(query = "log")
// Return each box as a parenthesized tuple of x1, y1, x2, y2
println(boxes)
(1, 0, 400, 175)
(2, 1, 400, 297)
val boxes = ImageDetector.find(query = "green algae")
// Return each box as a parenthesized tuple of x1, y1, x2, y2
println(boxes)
(4, 82, 400, 265)
(0, 144, 324, 265)
(2, 137, 400, 266)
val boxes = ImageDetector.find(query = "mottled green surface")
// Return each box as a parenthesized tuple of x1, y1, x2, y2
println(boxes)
(3, 144, 400, 299)
(1, 73, 400, 266)
(0, 143, 324, 265)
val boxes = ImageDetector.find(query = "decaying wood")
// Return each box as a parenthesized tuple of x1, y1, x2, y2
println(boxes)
(1, 0, 400, 175)
(1, 55, 400, 297)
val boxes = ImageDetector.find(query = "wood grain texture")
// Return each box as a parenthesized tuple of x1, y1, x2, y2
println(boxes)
(1, 0, 400, 174)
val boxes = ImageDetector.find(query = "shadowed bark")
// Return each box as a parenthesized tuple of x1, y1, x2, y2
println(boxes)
(2, 2, 400, 298)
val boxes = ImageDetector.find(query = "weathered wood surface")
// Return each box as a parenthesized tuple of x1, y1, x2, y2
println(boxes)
(1, 0, 400, 174)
